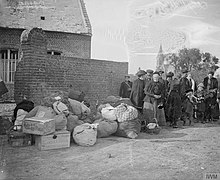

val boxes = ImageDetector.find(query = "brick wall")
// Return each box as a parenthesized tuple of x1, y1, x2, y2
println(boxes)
(0, 27, 91, 58)
(0, 27, 91, 101)
(14, 28, 128, 109)
(46, 31, 91, 58)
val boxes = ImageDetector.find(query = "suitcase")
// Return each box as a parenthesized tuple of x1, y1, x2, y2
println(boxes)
(35, 130, 70, 150)
(23, 117, 55, 135)
(8, 125, 32, 147)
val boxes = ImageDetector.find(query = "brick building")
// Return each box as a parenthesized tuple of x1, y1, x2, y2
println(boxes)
(0, 0, 92, 100)
(0, 0, 128, 105)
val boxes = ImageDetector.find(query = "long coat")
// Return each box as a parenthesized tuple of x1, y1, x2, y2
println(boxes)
(179, 77, 190, 100)
(130, 78, 145, 110)
(144, 81, 164, 104)
(166, 89, 182, 120)
(203, 76, 219, 118)
(203, 77, 218, 93)
(119, 81, 132, 98)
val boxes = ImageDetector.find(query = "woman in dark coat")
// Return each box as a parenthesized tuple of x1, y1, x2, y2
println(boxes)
(130, 70, 146, 113)
(166, 84, 182, 128)
(179, 69, 190, 101)
(119, 75, 132, 98)
(203, 71, 219, 121)
(143, 72, 166, 126)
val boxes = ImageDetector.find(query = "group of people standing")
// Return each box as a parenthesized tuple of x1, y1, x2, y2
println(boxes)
(119, 69, 219, 130)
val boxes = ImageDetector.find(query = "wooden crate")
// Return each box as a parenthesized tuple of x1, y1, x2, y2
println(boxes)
(8, 126, 32, 147)
(35, 130, 70, 151)
(23, 117, 55, 135)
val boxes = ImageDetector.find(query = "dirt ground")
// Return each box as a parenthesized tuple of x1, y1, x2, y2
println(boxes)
(1, 121, 220, 180)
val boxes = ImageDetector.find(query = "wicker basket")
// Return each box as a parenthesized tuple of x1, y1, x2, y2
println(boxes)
(145, 118, 161, 134)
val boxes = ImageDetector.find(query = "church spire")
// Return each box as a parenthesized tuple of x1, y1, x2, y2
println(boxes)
(156, 44, 164, 71)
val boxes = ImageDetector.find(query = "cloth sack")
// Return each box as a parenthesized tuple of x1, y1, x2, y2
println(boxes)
(24, 106, 56, 119)
(68, 98, 83, 116)
(113, 98, 134, 107)
(66, 114, 84, 132)
(101, 106, 117, 121)
(14, 109, 28, 126)
(114, 118, 141, 139)
(53, 101, 69, 114)
(35, 106, 56, 119)
(81, 102, 91, 116)
(115, 103, 138, 122)
(68, 98, 91, 117)
(94, 118, 118, 138)
(53, 113, 67, 130)
(104, 96, 120, 104)
(68, 90, 85, 102)
(41, 91, 69, 107)
(73, 123, 98, 146)
(97, 103, 111, 113)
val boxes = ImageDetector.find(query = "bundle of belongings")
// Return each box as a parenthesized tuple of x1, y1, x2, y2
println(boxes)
(10, 93, 142, 149)
(94, 96, 141, 139)
(9, 90, 93, 149)
(144, 118, 161, 134)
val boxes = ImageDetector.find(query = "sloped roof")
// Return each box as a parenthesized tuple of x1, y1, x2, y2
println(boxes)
(0, 0, 92, 35)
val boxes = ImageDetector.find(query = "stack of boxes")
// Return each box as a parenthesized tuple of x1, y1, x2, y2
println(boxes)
(8, 103, 71, 150)
(22, 110, 70, 151)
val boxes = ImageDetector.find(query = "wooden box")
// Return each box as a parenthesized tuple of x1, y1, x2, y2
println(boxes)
(23, 117, 55, 135)
(35, 130, 70, 150)
(8, 126, 32, 147)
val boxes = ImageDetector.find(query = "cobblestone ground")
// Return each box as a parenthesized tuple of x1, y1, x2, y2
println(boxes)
(1, 121, 220, 180)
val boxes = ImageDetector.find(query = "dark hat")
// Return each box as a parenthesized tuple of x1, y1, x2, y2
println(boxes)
(166, 72, 174, 77)
(125, 75, 130, 78)
(146, 69, 154, 74)
(185, 89, 193, 94)
(158, 69, 164, 74)
(181, 69, 188, 73)
(208, 71, 214, 76)
(136, 70, 146, 77)
(153, 71, 160, 75)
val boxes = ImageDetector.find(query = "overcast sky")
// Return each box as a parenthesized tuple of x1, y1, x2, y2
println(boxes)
(84, 0, 220, 74)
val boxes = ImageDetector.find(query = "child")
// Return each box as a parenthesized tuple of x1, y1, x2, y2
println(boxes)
(195, 83, 205, 123)
(182, 89, 197, 125)
(166, 84, 182, 128)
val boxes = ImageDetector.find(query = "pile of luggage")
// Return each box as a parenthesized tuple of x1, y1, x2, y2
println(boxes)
(8, 92, 142, 149)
